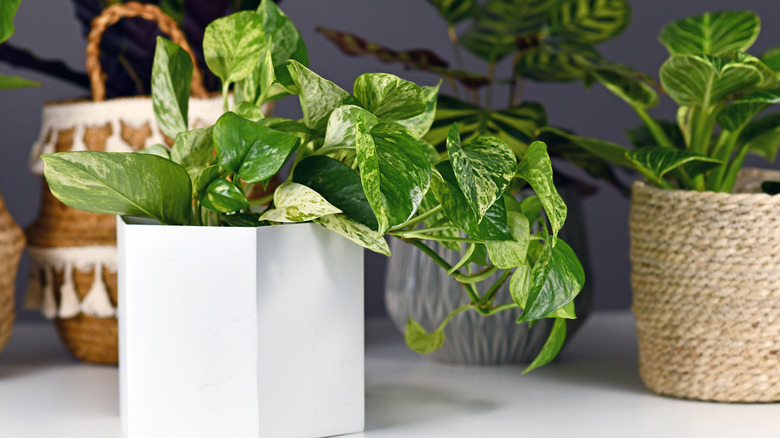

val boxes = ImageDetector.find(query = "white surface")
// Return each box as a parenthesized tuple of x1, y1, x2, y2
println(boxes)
(0, 313, 778, 438)
(117, 220, 364, 438)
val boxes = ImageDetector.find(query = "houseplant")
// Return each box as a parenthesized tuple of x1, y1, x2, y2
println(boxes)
(569, 10, 780, 402)
(41, 2, 585, 436)
(0, 0, 32, 356)
(318, 0, 635, 363)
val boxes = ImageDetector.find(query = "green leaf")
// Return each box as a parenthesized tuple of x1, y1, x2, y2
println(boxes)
(151, 37, 192, 139)
(260, 182, 342, 222)
(520, 195, 542, 224)
(418, 191, 461, 252)
(322, 105, 381, 150)
(171, 126, 214, 170)
(510, 263, 532, 308)
(200, 178, 249, 213)
(659, 54, 764, 107)
(425, 0, 476, 25)
(136, 144, 171, 160)
(539, 127, 633, 168)
(292, 155, 378, 230)
(355, 121, 432, 235)
(203, 11, 265, 85)
(0, 74, 40, 90)
(523, 318, 567, 374)
(717, 90, 780, 132)
(256, 0, 309, 88)
(232, 101, 266, 122)
(220, 212, 263, 227)
(627, 146, 722, 184)
(353, 73, 427, 121)
(431, 161, 512, 241)
(191, 165, 221, 197)
(446, 124, 517, 221)
(396, 83, 440, 139)
(0, 0, 20, 43)
(516, 141, 566, 242)
(486, 211, 530, 269)
(287, 60, 357, 133)
(742, 113, 780, 162)
(213, 112, 301, 183)
(590, 64, 659, 109)
(547, 0, 631, 45)
(515, 42, 602, 83)
(658, 10, 760, 56)
(460, 0, 558, 63)
(517, 240, 584, 323)
(626, 120, 685, 149)
(426, 95, 547, 156)
(404, 317, 445, 354)
(236, 45, 277, 106)
(42, 152, 192, 225)
(761, 46, 780, 77)
(315, 213, 391, 256)
(550, 300, 576, 319)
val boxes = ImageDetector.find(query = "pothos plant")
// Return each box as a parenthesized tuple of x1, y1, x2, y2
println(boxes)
(578, 10, 780, 192)
(40, 1, 584, 372)
(0, 0, 39, 90)
(318, 0, 638, 191)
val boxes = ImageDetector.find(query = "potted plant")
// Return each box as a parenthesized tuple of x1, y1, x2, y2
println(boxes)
(41, 2, 585, 436)
(0, 0, 33, 356)
(556, 9, 780, 402)
(318, 0, 635, 363)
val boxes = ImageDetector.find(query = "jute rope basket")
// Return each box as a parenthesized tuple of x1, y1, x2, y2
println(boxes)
(630, 169, 780, 402)
(25, 2, 221, 364)
(0, 190, 25, 355)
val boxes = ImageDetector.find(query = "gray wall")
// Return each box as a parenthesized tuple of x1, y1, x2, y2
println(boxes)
(3, 0, 780, 321)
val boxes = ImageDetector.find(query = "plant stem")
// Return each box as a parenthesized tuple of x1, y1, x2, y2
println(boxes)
(707, 130, 739, 191)
(720, 143, 750, 193)
(390, 205, 442, 230)
(485, 302, 520, 316)
(485, 62, 496, 110)
(222, 82, 231, 112)
(436, 304, 473, 331)
(447, 26, 464, 71)
(479, 268, 511, 306)
(634, 106, 673, 147)
(393, 231, 482, 243)
(407, 240, 496, 285)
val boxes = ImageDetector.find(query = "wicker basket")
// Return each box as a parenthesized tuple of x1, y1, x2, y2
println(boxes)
(25, 2, 221, 365)
(0, 190, 25, 355)
(630, 169, 780, 402)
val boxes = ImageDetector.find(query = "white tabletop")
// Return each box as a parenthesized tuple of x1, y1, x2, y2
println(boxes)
(0, 313, 778, 438)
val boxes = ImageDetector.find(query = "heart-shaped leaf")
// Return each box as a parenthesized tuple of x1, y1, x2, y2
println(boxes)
(287, 60, 357, 133)
(171, 126, 214, 170)
(190, 165, 221, 198)
(315, 213, 391, 256)
(397, 83, 440, 139)
(660, 54, 764, 107)
(151, 37, 192, 139)
(659, 10, 760, 56)
(42, 151, 192, 225)
(627, 146, 722, 183)
(431, 161, 512, 241)
(516, 141, 566, 242)
(322, 105, 381, 150)
(486, 211, 530, 269)
(204, 11, 265, 86)
(256, 0, 308, 87)
(547, 0, 631, 45)
(235, 46, 275, 107)
(200, 178, 249, 213)
(292, 155, 378, 230)
(446, 124, 517, 221)
(523, 318, 567, 374)
(259, 182, 341, 222)
(353, 73, 427, 121)
(404, 317, 445, 354)
(355, 120, 432, 235)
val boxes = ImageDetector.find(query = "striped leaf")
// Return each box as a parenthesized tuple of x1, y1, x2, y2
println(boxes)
(742, 113, 780, 162)
(425, 0, 476, 25)
(660, 54, 764, 107)
(626, 120, 685, 149)
(315, 213, 391, 256)
(446, 125, 517, 221)
(590, 64, 659, 109)
(547, 0, 631, 45)
(515, 42, 602, 82)
(425, 95, 547, 156)
(461, 0, 558, 63)
(761, 46, 780, 77)
(259, 182, 342, 223)
(627, 147, 721, 184)
(718, 90, 780, 132)
(658, 10, 760, 56)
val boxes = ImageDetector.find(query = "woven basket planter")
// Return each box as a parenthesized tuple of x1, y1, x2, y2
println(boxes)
(0, 190, 25, 355)
(25, 3, 221, 365)
(630, 169, 780, 402)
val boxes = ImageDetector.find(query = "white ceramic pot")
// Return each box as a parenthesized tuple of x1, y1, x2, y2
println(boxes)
(117, 218, 364, 438)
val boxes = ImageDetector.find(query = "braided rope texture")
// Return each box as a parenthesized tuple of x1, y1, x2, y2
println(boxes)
(86, 1, 207, 101)
(0, 190, 25, 354)
(630, 175, 780, 402)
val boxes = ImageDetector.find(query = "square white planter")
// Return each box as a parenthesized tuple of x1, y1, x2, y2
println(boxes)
(117, 217, 364, 438)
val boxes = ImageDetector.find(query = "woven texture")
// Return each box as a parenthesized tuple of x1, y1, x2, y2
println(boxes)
(0, 190, 25, 354)
(630, 174, 780, 402)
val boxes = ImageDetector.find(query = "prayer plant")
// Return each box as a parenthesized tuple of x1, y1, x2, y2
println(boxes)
(41, 1, 584, 372)
(583, 10, 780, 192)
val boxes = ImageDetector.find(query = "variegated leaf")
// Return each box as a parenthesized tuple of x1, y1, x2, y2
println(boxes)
(627, 147, 721, 184)
(256, 0, 308, 87)
(151, 37, 192, 139)
(322, 105, 380, 149)
(516, 141, 566, 242)
(203, 11, 265, 85)
(485, 211, 530, 269)
(287, 60, 357, 133)
(547, 0, 631, 45)
(397, 83, 440, 139)
(315, 213, 391, 256)
(659, 10, 760, 56)
(353, 73, 427, 121)
(659, 54, 764, 107)
(515, 42, 602, 82)
(259, 182, 341, 222)
(446, 124, 517, 221)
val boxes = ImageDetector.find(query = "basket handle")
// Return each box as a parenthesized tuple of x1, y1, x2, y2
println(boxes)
(85, 2, 208, 102)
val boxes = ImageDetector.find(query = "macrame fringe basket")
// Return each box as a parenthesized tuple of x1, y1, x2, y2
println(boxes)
(630, 169, 780, 402)
(25, 2, 221, 365)
(0, 190, 25, 355)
